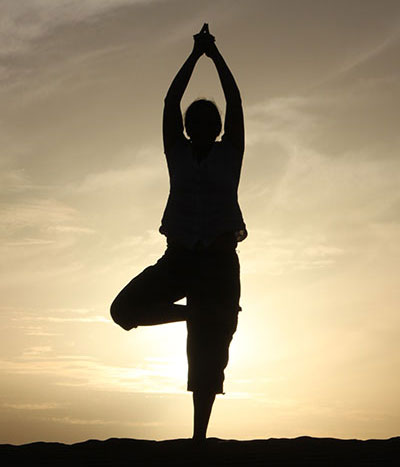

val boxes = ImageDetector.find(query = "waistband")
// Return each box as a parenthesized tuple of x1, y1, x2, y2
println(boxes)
(167, 231, 237, 253)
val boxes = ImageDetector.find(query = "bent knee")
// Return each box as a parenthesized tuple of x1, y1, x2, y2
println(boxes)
(110, 299, 123, 327)
(110, 299, 137, 331)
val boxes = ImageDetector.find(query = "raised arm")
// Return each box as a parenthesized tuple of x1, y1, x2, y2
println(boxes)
(163, 26, 212, 154)
(206, 41, 244, 155)
(163, 52, 198, 154)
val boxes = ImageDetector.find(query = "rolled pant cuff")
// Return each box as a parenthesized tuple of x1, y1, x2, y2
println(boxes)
(187, 382, 225, 395)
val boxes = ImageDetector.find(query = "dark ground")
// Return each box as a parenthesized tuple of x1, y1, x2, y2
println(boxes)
(1, 436, 399, 466)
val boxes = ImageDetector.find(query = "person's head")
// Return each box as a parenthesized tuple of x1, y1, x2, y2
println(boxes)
(184, 99, 222, 145)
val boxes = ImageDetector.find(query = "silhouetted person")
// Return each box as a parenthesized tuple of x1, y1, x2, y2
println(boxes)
(110, 23, 248, 442)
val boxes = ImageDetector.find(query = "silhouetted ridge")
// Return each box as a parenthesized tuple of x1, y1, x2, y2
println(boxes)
(1, 436, 399, 466)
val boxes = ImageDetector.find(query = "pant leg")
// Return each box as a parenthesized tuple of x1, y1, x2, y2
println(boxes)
(186, 247, 241, 394)
(110, 245, 188, 330)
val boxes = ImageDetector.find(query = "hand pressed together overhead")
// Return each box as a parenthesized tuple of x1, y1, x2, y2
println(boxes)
(192, 23, 218, 59)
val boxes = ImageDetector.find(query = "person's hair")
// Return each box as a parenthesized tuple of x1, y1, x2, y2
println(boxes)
(184, 98, 222, 140)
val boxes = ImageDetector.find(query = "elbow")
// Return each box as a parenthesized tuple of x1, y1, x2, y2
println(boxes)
(227, 93, 242, 106)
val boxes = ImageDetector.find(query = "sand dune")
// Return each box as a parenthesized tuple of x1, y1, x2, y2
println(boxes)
(1, 436, 399, 466)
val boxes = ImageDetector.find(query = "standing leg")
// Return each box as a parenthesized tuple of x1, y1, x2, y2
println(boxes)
(186, 247, 241, 439)
(187, 313, 238, 440)
(192, 390, 216, 440)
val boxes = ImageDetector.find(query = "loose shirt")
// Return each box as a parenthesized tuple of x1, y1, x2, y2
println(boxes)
(159, 134, 248, 250)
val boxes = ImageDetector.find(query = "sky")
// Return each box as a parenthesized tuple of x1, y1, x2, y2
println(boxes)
(1, 0, 400, 444)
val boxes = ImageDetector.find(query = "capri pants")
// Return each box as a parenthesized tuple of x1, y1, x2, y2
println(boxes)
(110, 231, 242, 395)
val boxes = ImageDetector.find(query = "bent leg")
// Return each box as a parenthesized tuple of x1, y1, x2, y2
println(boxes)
(110, 249, 188, 330)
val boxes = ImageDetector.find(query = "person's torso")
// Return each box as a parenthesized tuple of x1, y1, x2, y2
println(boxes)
(159, 135, 248, 250)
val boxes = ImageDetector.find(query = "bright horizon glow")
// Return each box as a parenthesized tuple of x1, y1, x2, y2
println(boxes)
(1, 0, 400, 444)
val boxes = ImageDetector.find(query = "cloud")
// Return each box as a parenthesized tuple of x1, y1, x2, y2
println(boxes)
(45, 416, 162, 426)
(0, 198, 76, 231)
(0, 352, 188, 394)
(2, 402, 62, 410)
(0, 197, 96, 259)
(307, 25, 400, 92)
(240, 228, 345, 276)
(0, 168, 36, 193)
(66, 145, 165, 194)
(4, 306, 97, 315)
(0, 0, 160, 57)
(22, 346, 52, 357)
(4, 307, 110, 330)
(243, 93, 400, 222)
(16, 316, 110, 324)
(21, 327, 61, 337)
(246, 95, 320, 145)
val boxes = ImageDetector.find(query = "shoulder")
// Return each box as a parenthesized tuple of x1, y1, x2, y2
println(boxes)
(220, 133, 244, 157)
(164, 135, 190, 157)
